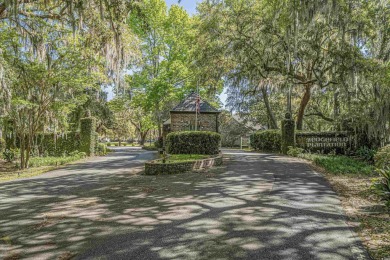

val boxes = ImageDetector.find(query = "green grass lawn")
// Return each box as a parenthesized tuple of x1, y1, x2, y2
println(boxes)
(164, 154, 209, 163)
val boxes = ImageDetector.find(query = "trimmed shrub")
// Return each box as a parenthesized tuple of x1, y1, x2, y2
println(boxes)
(166, 131, 221, 155)
(80, 117, 96, 156)
(374, 145, 390, 170)
(36, 132, 81, 156)
(250, 130, 281, 152)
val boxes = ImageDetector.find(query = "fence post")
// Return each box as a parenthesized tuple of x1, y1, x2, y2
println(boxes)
(281, 112, 295, 155)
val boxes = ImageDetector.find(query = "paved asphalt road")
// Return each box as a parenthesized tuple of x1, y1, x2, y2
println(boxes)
(0, 148, 369, 260)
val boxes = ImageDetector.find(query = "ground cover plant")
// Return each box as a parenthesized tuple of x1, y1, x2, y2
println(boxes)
(27, 152, 87, 168)
(297, 153, 375, 175)
(294, 149, 389, 259)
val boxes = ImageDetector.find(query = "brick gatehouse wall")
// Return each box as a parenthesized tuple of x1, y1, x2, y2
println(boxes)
(170, 113, 219, 132)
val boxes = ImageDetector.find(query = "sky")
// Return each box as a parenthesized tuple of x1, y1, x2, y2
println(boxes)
(165, 0, 199, 15)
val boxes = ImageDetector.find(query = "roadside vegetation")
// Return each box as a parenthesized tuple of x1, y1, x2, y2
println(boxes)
(297, 153, 375, 175)
(0, 151, 87, 183)
(166, 154, 208, 163)
(286, 146, 390, 260)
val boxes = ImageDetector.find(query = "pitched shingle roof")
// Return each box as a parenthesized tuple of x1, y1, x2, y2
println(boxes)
(171, 92, 220, 113)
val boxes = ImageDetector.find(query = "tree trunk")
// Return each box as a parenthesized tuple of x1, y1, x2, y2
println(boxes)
(139, 130, 149, 146)
(19, 133, 25, 169)
(296, 84, 312, 130)
(25, 134, 31, 169)
(261, 85, 278, 129)
(158, 123, 162, 138)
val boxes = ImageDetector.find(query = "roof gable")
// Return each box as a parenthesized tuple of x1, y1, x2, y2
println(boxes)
(171, 92, 220, 113)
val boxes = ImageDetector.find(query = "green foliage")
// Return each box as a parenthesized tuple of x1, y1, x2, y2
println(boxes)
(197, 0, 390, 140)
(219, 111, 249, 147)
(250, 130, 281, 152)
(128, 0, 218, 132)
(80, 117, 97, 156)
(374, 145, 390, 170)
(287, 146, 304, 157)
(107, 142, 111, 147)
(154, 137, 164, 149)
(371, 168, 390, 208)
(36, 132, 81, 156)
(2, 149, 15, 162)
(0, 138, 5, 153)
(281, 118, 295, 154)
(28, 152, 86, 168)
(298, 153, 374, 175)
(166, 131, 221, 155)
(3, 118, 15, 149)
(356, 146, 377, 162)
(96, 143, 108, 156)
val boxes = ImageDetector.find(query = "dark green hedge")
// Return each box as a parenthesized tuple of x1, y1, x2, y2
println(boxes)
(80, 117, 97, 156)
(250, 130, 281, 152)
(36, 132, 81, 156)
(166, 131, 221, 155)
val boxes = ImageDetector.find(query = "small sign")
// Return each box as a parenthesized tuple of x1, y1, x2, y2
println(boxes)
(296, 132, 352, 153)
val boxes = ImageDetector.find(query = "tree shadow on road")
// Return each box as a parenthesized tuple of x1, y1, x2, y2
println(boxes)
(0, 152, 368, 259)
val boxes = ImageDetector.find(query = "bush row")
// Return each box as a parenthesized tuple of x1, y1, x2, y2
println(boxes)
(80, 117, 96, 156)
(35, 132, 81, 156)
(250, 130, 281, 152)
(166, 131, 221, 155)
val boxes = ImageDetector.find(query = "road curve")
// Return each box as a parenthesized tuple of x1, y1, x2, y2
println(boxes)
(0, 148, 368, 260)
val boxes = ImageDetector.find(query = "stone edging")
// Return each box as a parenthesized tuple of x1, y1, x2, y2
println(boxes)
(144, 155, 223, 175)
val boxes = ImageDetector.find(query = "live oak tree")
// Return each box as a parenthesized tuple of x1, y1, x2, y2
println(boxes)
(0, 0, 139, 168)
(108, 97, 154, 146)
(196, 0, 390, 146)
(128, 0, 200, 136)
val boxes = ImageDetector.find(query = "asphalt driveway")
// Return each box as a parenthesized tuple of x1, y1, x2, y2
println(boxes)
(0, 148, 369, 259)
